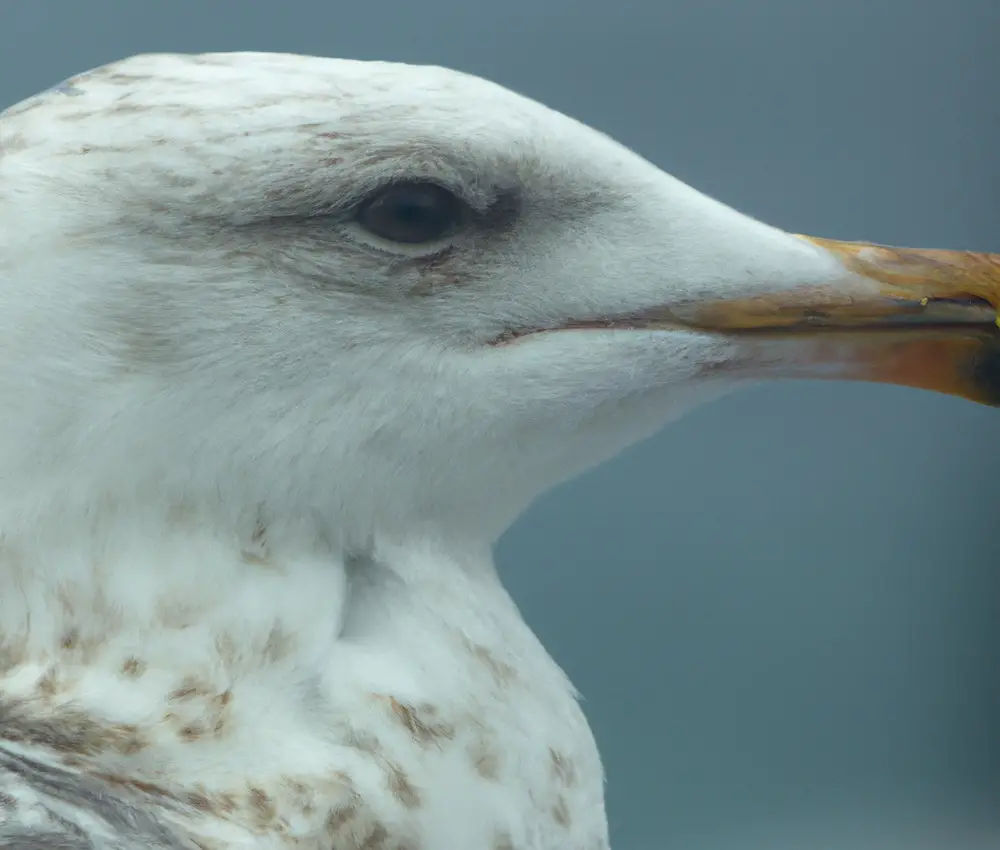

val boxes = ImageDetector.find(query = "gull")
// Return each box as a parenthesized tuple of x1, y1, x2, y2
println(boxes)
(0, 52, 997, 850)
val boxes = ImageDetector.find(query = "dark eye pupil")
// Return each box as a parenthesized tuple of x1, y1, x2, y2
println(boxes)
(356, 182, 463, 244)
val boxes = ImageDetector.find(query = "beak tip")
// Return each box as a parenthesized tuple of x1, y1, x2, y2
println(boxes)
(971, 339, 1000, 407)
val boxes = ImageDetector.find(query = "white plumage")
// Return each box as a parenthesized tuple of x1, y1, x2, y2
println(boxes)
(0, 52, 970, 849)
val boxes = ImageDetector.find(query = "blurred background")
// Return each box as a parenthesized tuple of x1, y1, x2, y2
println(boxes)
(2, 1, 997, 847)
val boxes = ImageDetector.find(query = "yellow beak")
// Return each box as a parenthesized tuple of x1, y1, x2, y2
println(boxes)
(672, 238, 1000, 406)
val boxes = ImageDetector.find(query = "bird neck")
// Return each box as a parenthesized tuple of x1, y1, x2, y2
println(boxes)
(0, 513, 506, 687)
(0, 512, 590, 828)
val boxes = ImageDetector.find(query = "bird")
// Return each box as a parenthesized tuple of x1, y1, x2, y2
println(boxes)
(0, 51, 997, 850)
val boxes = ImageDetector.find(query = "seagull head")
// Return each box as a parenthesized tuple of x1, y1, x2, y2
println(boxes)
(1, 52, 997, 547)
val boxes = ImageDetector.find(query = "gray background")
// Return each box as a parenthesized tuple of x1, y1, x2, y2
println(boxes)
(2, 1, 997, 847)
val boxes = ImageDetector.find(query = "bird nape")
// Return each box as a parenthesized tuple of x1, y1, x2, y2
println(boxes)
(0, 51, 997, 850)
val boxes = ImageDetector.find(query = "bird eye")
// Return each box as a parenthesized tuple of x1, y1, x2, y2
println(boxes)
(355, 182, 466, 245)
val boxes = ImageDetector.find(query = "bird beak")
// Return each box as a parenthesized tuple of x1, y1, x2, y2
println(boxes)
(668, 237, 1000, 406)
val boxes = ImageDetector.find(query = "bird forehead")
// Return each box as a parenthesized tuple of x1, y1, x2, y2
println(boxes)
(2, 53, 644, 242)
(1, 53, 633, 226)
(2, 52, 551, 152)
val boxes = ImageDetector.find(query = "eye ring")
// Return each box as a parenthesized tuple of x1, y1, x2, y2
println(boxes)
(355, 181, 467, 245)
